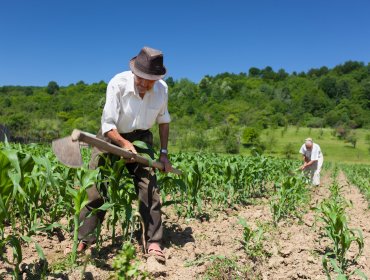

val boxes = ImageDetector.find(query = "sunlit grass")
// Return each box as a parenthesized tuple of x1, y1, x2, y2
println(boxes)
(258, 126, 370, 164)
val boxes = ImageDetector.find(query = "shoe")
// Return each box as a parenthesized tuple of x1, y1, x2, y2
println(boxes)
(147, 242, 166, 263)
(77, 241, 88, 252)
(63, 241, 87, 255)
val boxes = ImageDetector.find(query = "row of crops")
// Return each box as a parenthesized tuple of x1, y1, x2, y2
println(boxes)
(342, 164, 370, 206)
(1, 141, 369, 278)
(316, 168, 367, 279)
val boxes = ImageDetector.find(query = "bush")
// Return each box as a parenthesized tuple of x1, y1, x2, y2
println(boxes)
(307, 117, 325, 128)
(224, 136, 240, 154)
(242, 127, 260, 146)
(284, 142, 296, 159)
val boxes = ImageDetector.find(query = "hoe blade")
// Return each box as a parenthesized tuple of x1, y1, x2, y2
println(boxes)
(52, 136, 83, 168)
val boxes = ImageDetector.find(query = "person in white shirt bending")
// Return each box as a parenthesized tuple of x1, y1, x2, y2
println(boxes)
(299, 138, 324, 186)
(77, 46, 172, 263)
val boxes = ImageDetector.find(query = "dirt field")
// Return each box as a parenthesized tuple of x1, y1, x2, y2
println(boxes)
(1, 171, 369, 279)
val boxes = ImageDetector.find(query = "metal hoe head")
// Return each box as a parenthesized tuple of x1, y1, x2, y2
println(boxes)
(52, 136, 83, 168)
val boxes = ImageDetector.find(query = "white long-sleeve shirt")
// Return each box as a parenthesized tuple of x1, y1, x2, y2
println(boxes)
(101, 71, 171, 135)
(299, 143, 323, 161)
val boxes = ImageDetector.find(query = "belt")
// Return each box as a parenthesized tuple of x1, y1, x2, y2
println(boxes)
(120, 129, 149, 135)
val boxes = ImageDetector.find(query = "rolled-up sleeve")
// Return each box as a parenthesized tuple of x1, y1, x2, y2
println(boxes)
(101, 82, 120, 135)
(156, 87, 171, 124)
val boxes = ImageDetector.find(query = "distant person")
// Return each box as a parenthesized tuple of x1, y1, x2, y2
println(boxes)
(77, 46, 172, 263)
(299, 138, 324, 186)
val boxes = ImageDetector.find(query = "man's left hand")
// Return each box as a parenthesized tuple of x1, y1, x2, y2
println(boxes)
(159, 154, 172, 173)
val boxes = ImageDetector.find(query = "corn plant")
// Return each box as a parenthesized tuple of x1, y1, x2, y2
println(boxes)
(238, 218, 265, 259)
(342, 164, 370, 206)
(99, 155, 137, 245)
(110, 241, 149, 279)
(317, 181, 366, 279)
(270, 175, 310, 224)
(0, 144, 49, 278)
(66, 168, 98, 263)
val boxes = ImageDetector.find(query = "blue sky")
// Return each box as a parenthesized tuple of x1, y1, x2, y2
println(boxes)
(1, 0, 370, 86)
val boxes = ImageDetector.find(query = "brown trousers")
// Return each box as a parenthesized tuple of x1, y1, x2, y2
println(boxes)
(77, 129, 163, 245)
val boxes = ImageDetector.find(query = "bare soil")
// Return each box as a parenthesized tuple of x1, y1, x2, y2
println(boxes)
(1, 171, 369, 279)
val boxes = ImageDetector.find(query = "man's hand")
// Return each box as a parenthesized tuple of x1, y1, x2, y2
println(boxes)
(159, 153, 172, 173)
(121, 139, 137, 154)
(120, 139, 137, 163)
(300, 163, 308, 170)
(106, 129, 137, 161)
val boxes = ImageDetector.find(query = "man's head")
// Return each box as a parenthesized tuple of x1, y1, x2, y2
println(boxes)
(130, 46, 166, 81)
(305, 138, 313, 150)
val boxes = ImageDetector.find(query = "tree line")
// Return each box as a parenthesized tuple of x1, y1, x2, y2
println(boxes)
(0, 61, 369, 150)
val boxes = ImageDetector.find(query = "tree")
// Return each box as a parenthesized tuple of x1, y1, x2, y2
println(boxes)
(335, 125, 349, 140)
(334, 61, 364, 75)
(276, 69, 289, 81)
(319, 76, 337, 98)
(165, 77, 175, 88)
(46, 81, 59, 95)
(344, 131, 357, 148)
(261, 66, 276, 80)
(24, 87, 33, 96)
(248, 67, 261, 77)
(242, 127, 260, 146)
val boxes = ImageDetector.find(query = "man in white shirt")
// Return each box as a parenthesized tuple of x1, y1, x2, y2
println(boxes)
(299, 138, 324, 186)
(78, 47, 171, 262)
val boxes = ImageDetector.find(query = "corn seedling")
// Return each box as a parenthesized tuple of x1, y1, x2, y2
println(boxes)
(238, 218, 265, 259)
(270, 175, 310, 224)
(67, 168, 98, 263)
(317, 181, 365, 279)
(111, 241, 149, 280)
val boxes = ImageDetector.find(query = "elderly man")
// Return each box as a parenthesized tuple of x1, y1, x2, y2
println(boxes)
(77, 46, 171, 262)
(299, 138, 324, 186)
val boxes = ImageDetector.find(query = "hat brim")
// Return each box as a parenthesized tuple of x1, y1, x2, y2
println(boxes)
(129, 58, 166, 81)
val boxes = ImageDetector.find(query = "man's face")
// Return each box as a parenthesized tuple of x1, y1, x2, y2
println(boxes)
(134, 75, 156, 94)
(305, 142, 313, 150)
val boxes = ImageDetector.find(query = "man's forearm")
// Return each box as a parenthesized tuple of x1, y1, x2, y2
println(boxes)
(106, 128, 137, 154)
(106, 129, 127, 147)
(159, 123, 169, 149)
(305, 159, 317, 167)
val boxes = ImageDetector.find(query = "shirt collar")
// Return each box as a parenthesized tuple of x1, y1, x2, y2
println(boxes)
(127, 72, 135, 94)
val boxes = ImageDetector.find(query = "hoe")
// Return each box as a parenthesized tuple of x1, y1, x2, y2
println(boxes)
(52, 129, 182, 175)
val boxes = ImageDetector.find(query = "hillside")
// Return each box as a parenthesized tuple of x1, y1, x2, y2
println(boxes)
(0, 61, 369, 157)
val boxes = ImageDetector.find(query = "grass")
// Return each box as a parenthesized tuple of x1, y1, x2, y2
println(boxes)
(201, 256, 256, 280)
(257, 126, 370, 165)
(167, 126, 369, 165)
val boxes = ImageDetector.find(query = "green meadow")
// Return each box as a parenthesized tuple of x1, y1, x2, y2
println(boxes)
(257, 126, 370, 164)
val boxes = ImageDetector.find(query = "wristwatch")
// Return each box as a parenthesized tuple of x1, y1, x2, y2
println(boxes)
(160, 148, 168, 155)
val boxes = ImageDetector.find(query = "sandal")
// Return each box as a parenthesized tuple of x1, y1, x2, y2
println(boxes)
(63, 241, 88, 255)
(147, 242, 166, 263)
(77, 241, 88, 252)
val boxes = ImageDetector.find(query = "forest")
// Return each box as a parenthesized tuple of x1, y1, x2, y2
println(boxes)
(0, 60, 369, 152)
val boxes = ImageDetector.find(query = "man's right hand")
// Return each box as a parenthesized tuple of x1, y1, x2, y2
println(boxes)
(121, 139, 137, 154)
(106, 129, 137, 162)
(120, 139, 137, 163)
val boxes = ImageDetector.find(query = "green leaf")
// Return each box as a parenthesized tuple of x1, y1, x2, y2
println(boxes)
(9, 236, 22, 264)
(35, 242, 45, 260)
(132, 140, 150, 150)
(353, 269, 368, 280)
(98, 202, 115, 211)
(21, 235, 32, 243)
